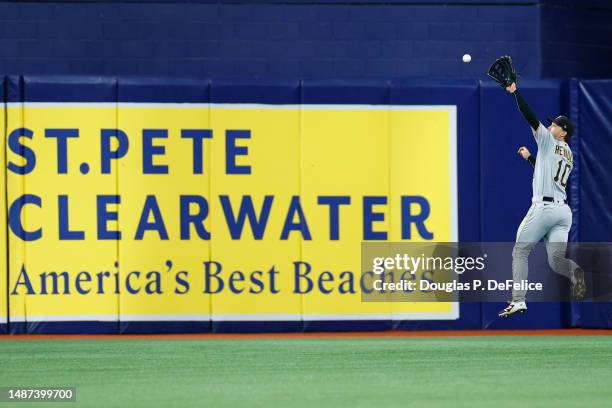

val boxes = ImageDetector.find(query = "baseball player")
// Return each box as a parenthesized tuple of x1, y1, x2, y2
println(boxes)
(499, 82, 586, 318)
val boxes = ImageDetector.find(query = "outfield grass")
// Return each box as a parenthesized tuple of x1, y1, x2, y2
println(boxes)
(0, 336, 611, 408)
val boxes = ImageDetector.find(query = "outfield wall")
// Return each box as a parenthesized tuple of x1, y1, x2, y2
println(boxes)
(0, 76, 610, 334)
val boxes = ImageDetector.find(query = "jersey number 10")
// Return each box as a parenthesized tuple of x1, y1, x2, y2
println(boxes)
(554, 159, 571, 188)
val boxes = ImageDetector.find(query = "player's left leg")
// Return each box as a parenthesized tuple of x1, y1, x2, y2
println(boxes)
(544, 205, 586, 299)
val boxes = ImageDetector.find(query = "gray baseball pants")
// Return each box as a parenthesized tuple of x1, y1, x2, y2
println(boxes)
(512, 202, 579, 302)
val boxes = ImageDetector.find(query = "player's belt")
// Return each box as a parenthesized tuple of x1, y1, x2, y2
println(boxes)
(543, 196, 567, 204)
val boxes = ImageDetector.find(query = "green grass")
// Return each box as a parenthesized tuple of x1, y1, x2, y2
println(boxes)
(0, 336, 611, 408)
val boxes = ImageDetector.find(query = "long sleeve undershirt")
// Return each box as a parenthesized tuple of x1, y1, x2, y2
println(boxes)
(513, 90, 540, 131)
(527, 155, 536, 167)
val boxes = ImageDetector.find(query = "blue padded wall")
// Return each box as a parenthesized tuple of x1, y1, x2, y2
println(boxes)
(2, 75, 612, 332)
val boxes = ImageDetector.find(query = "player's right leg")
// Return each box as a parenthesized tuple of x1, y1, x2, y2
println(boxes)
(545, 205, 586, 300)
(500, 203, 550, 317)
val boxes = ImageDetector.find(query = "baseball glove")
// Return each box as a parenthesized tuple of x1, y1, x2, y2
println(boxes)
(487, 55, 517, 89)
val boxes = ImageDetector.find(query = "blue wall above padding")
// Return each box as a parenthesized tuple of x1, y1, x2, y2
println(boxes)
(0, 1, 542, 80)
(1, 1, 610, 80)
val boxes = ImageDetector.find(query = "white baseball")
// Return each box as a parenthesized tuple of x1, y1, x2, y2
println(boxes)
(462, 54, 472, 63)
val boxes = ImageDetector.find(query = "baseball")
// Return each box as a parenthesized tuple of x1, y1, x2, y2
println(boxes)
(462, 54, 472, 63)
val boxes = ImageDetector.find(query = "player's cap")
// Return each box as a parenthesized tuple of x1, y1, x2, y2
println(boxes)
(546, 115, 574, 137)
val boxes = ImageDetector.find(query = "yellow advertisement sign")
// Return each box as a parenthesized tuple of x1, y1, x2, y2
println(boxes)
(4, 103, 457, 323)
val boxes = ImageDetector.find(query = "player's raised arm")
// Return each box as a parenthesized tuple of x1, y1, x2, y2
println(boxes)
(487, 56, 546, 137)
(505, 83, 541, 132)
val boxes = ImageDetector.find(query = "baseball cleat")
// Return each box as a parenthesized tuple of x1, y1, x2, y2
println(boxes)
(498, 301, 527, 318)
(573, 268, 586, 300)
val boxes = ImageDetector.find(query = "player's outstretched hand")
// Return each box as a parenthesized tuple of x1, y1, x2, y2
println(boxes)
(518, 146, 531, 160)
(506, 82, 517, 93)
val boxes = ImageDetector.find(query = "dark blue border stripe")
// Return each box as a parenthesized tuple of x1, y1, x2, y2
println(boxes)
(10, 321, 119, 335)
(3, 76, 488, 105)
(0, 319, 480, 334)
(302, 79, 390, 105)
(28, 321, 120, 334)
(211, 79, 301, 104)
(211, 321, 303, 333)
(6, 76, 397, 104)
(303, 320, 392, 332)
(481, 302, 567, 330)
(22, 76, 117, 103)
(118, 77, 211, 103)
(579, 303, 612, 329)
(0, 323, 7, 334)
(9, 322, 26, 335)
(390, 79, 478, 104)
(120, 321, 212, 334)
(393, 303, 481, 331)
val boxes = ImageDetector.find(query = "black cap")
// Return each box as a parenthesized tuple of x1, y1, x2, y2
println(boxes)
(546, 115, 574, 138)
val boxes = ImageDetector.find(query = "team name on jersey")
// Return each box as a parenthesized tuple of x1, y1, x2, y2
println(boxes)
(555, 145, 573, 164)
